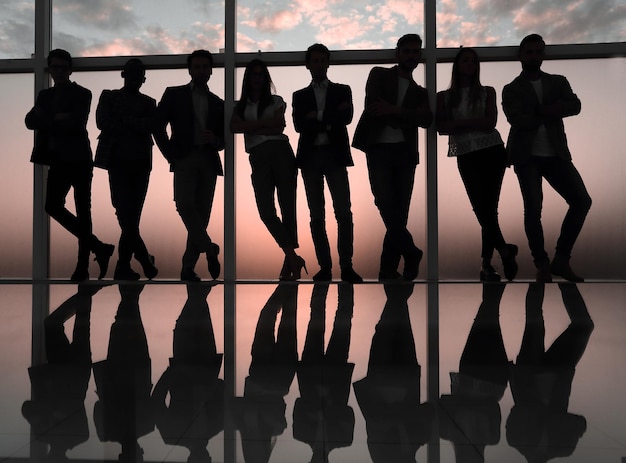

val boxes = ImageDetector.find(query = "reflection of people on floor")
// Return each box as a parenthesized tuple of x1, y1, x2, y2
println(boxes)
(22, 284, 101, 462)
(506, 283, 594, 462)
(438, 283, 510, 462)
(234, 285, 299, 463)
(353, 284, 434, 462)
(151, 284, 224, 463)
(293, 284, 355, 463)
(92, 284, 154, 463)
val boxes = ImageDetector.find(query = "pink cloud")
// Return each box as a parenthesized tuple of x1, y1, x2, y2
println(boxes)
(246, 9, 303, 33)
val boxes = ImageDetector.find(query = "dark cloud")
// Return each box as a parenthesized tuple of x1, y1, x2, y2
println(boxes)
(0, 2, 35, 58)
(54, 0, 137, 30)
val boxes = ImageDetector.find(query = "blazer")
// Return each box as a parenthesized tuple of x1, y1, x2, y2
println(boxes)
(25, 82, 93, 165)
(292, 81, 354, 168)
(502, 71, 581, 166)
(95, 88, 156, 170)
(352, 65, 432, 165)
(154, 83, 225, 175)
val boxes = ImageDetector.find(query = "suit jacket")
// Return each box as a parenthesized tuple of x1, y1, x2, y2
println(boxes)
(25, 82, 93, 165)
(292, 81, 354, 168)
(352, 65, 432, 165)
(502, 71, 581, 165)
(95, 88, 156, 170)
(154, 83, 225, 175)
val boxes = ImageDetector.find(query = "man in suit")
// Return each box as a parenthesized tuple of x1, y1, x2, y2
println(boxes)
(95, 58, 158, 281)
(25, 48, 114, 282)
(292, 43, 362, 283)
(502, 34, 592, 283)
(154, 49, 225, 282)
(352, 34, 433, 281)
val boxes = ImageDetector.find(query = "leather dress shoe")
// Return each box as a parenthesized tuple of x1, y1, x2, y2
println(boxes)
(114, 264, 141, 281)
(480, 263, 501, 282)
(499, 244, 519, 281)
(207, 243, 221, 280)
(403, 247, 424, 281)
(313, 267, 332, 282)
(550, 256, 584, 282)
(536, 261, 553, 283)
(181, 268, 201, 282)
(71, 266, 89, 282)
(94, 243, 115, 279)
(378, 270, 403, 282)
(341, 267, 363, 284)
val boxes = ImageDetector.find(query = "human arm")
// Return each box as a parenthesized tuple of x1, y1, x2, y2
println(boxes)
(538, 75, 581, 119)
(436, 87, 498, 135)
(230, 99, 286, 135)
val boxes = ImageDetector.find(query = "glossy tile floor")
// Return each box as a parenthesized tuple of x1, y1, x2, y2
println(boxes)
(1, 281, 625, 462)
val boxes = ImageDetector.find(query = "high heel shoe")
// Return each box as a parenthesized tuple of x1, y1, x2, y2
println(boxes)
(281, 255, 307, 281)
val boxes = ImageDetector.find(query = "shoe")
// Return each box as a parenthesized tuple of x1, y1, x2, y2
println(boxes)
(403, 246, 424, 281)
(480, 263, 501, 282)
(71, 266, 89, 282)
(550, 256, 584, 282)
(290, 256, 308, 280)
(139, 254, 158, 280)
(94, 243, 115, 280)
(181, 268, 201, 282)
(114, 264, 141, 281)
(341, 267, 363, 284)
(378, 270, 403, 282)
(207, 243, 220, 280)
(499, 244, 519, 281)
(536, 261, 553, 283)
(313, 267, 332, 282)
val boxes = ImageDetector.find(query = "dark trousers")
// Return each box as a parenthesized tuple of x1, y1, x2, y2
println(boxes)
(301, 148, 354, 270)
(456, 145, 508, 260)
(514, 157, 591, 265)
(109, 164, 151, 267)
(249, 140, 298, 250)
(173, 148, 218, 270)
(365, 143, 418, 274)
(45, 161, 100, 267)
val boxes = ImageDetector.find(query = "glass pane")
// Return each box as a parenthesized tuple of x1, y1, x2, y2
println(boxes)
(0, 0, 34, 59)
(0, 74, 33, 278)
(49, 68, 225, 280)
(436, 0, 626, 47)
(437, 58, 626, 280)
(235, 64, 427, 280)
(52, 0, 224, 57)
(237, 0, 425, 52)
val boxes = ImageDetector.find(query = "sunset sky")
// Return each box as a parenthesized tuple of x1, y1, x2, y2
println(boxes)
(0, 0, 624, 280)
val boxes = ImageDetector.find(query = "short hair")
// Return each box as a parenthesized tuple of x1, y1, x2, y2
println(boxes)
(47, 49, 72, 67)
(396, 34, 422, 49)
(519, 34, 545, 54)
(305, 43, 330, 65)
(187, 49, 213, 71)
(123, 58, 145, 73)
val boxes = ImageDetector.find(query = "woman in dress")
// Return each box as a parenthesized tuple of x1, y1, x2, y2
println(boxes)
(436, 47, 518, 281)
(230, 59, 306, 280)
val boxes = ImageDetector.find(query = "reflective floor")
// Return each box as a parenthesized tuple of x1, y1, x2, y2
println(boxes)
(1, 281, 625, 462)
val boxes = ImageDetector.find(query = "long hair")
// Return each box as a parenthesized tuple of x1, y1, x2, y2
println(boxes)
(235, 59, 276, 120)
(447, 47, 484, 112)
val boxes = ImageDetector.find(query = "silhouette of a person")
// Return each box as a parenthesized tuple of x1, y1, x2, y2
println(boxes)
(293, 283, 355, 463)
(234, 285, 299, 463)
(352, 34, 433, 282)
(151, 284, 224, 463)
(230, 59, 305, 281)
(95, 58, 158, 281)
(25, 48, 114, 282)
(438, 283, 510, 462)
(352, 284, 435, 462)
(154, 50, 224, 282)
(22, 284, 101, 462)
(92, 284, 154, 463)
(502, 34, 592, 283)
(436, 47, 518, 282)
(292, 44, 362, 284)
(506, 283, 593, 463)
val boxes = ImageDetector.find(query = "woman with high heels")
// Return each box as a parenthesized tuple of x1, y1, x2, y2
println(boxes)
(230, 59, 306, 280)
(436, 47, 517, 281)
